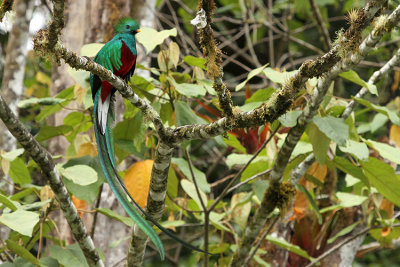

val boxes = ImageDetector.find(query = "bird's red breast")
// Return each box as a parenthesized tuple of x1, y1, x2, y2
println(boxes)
(100, 40, 137, 103)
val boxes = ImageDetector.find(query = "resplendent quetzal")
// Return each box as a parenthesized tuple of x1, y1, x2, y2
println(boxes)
(90, 18, 208, 259)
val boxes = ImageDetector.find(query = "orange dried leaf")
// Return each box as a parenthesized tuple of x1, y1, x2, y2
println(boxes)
(380, 198, 394, 218)
(381, 227, 391, 237)
(124, 160, 153, 208)
(307, 162, 327, 183)
(72, 195, 87, 217)
(389, 125, 400, 147)
(289, 191, 309, 221)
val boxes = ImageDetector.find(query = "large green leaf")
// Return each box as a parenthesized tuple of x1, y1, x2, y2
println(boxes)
(175, 100, 207, 126)
(1, 148, 24, 161)
(361, 158, 400, 207)
(183, 55, 206, 70)
(355, 98, 400, 126)
(0, 209, 39, 236)
(62, 156, 105, 203)
(96, 208, 133, 227)
(49, 244, 89, 267)
(169, 78, 206, 97)
(136, 27, 177, 54)
(333, 156, 369, 186)
(313, 116, 349, 146)
(9, 158, 31, 185)
(6, 240, 39, 266)
(58, 164, 97, 186)
(365, 139, 400, 164)
(172, 158, 210, 193)
(181, 179, 207, 210)
(339, 70, 378, 95)
(236, 64, 269, 91)
(266, 235, 315, 261)
(306, 123, 330, 163)
(36, 125, 73, 142)
(339, 140, 369, 161)
(263, 68, 297, 84)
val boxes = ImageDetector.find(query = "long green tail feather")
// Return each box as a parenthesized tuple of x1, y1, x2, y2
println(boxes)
(93, 93, 165, 260)
(94, 92, 213, 256)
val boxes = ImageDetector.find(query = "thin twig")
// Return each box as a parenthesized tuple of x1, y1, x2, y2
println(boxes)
(305, 223, 400, 267)
(185, 147, 209, 266)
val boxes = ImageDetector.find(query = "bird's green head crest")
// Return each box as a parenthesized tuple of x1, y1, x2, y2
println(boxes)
(115, 18, 140, 34)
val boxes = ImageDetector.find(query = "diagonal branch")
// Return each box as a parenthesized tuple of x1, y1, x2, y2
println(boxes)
(0, 85, 103, 267)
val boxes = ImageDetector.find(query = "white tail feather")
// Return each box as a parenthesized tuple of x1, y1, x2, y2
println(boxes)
(97, 94, 111, 135)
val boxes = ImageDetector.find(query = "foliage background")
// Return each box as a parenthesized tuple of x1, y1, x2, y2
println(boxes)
(0, 0, 399, 266)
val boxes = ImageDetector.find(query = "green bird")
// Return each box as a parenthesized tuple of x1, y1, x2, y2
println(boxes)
(90, 18, 209, 259)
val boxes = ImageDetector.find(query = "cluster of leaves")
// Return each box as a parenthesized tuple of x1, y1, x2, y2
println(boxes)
(1, 0, 400, 266)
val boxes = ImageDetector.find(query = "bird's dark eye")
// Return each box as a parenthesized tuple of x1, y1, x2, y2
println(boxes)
(126, 25, 130, 29)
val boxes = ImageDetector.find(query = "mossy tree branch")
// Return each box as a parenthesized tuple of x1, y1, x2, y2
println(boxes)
(230, 1, 398, 266)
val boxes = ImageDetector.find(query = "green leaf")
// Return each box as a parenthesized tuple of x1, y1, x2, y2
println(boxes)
(0, 209, 39, 236)
(136, 27, 177, 54)
(306, 123, 330, 163)
(183, 55, 206, 70)
(236, 64, 269, 91)
(242, 160, 269, 181)
(225, 153, 268, 168)
(333, 156, 369, 186)
(62, 157, 105, 203)
(175, 100, 207, 126)
(339, 70, 378, 95)
(313, 116, 349, 146)
(278, 110, 302, 127)
(58, 165, 97, 186)
(231, 192, 251, 230)
(36, 86, 74, 122)
(49, 244, 89, 267)
(181, 179, 207, 210)
(169, 78, 206, 97)
(96, 208, 133, 227)
(357, 113, 388, 134)
(355, 98, 400, 126)
(18, 97, 65, 109)
(263, 68, 297, 84)
(223, 133, 247, 153)
(172, 158, 210, 193)
(0, 193, 18, 211)
(80, 43, 104, 57)
(369, 227, 400, 247)
(328, 221, 360, 244)
(9, 158, 31, 185)
(245, 88, 275, 103)
(63, 112, 85, 127)
(36, 125, 73, 142)
(266, 235, 315, 261)
(336, 192, 368, 207)
(1, 148, 24, 161)
(365, 140, 400, 164)
(339, 140, 369, 161)
(6, 240, 39, 266)
(361, 158, 400, 207)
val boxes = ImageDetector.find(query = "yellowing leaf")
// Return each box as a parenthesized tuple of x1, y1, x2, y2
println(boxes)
(389, 125, 400, 147)
(76, 142, 97, 158)
(124, 160, 153, 208)
(307, 162, 327, 184)
(380, 198, 394, 219)
(36, 71, 51, 87)
(74, 84, 86, 105)
(169, 41, 180, 68)
(40, 185, 54, 211)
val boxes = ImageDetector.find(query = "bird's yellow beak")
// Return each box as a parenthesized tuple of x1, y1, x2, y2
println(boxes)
(136, 29, 141, 33)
